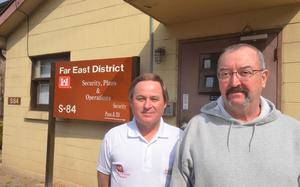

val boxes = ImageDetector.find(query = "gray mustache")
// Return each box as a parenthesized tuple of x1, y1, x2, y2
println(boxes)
(226, 86, 248, 97)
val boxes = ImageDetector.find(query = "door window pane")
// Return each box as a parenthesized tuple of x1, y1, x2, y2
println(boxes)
(205, 76, 214, 88)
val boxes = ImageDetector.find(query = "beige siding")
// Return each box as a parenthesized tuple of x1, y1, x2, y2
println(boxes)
(167, 4, 299, 40)
(283, 63, 300, 82)
(282, 102, 300, 119)
(283, 42, 300, 62)
(52, 121, 113, 186)
(282, 10, 300, 120)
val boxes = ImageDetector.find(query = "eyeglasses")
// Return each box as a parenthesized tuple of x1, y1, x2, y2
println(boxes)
(217, 68, 264, 81)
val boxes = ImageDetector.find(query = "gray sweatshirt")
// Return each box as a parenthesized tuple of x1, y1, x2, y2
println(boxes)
(170, 97, 300, 187)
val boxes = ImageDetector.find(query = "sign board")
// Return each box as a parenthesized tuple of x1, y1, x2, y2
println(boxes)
(53, 57, 139, 123)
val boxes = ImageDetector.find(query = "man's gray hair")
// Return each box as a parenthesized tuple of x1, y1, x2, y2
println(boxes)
(218, 43, 266, 69)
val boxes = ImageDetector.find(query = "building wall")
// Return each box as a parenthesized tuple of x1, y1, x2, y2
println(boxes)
(282, 11, 300, 119)
(2, 0, 300, 187)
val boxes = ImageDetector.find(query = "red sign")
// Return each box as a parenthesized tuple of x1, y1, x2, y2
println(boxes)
(53, 57, 139, 123)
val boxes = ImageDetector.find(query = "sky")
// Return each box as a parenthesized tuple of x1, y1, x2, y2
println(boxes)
(0, 0, 8, 3)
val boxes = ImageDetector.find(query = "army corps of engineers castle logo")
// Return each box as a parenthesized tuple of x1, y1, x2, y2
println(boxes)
(58, 76, 71, 88)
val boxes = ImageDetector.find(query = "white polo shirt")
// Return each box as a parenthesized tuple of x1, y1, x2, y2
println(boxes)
(97, 118, 182, 187)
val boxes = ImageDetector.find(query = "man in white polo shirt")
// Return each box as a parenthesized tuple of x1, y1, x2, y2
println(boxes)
(97, 73, 182, 187)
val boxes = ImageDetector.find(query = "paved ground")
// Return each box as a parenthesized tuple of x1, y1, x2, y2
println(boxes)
(0, 150, 44, 187)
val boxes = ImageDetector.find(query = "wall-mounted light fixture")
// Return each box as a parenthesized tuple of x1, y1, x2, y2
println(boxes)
(240, 24, 268, 42)
(154, 47, 166, 64)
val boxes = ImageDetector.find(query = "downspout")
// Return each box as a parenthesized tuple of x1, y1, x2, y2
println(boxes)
(0, 49, 5, 118)
(149, 16, 154, 72)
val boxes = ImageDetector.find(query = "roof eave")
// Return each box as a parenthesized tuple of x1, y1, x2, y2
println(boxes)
(0, 0, 45, 49)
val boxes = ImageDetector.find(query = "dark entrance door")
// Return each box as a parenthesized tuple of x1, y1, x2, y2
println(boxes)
(178, 32, 280, 126)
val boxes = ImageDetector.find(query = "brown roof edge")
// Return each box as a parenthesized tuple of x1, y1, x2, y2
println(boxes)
(0, 0, 24, 26)
(0, 0, 13, 15)
(0, 0, 45, 49)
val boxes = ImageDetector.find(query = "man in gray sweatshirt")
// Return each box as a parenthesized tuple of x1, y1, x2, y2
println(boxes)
(170, 43, 300, 187)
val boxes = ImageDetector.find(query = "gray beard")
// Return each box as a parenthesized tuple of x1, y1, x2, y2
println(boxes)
(224, 95, 251, 112)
